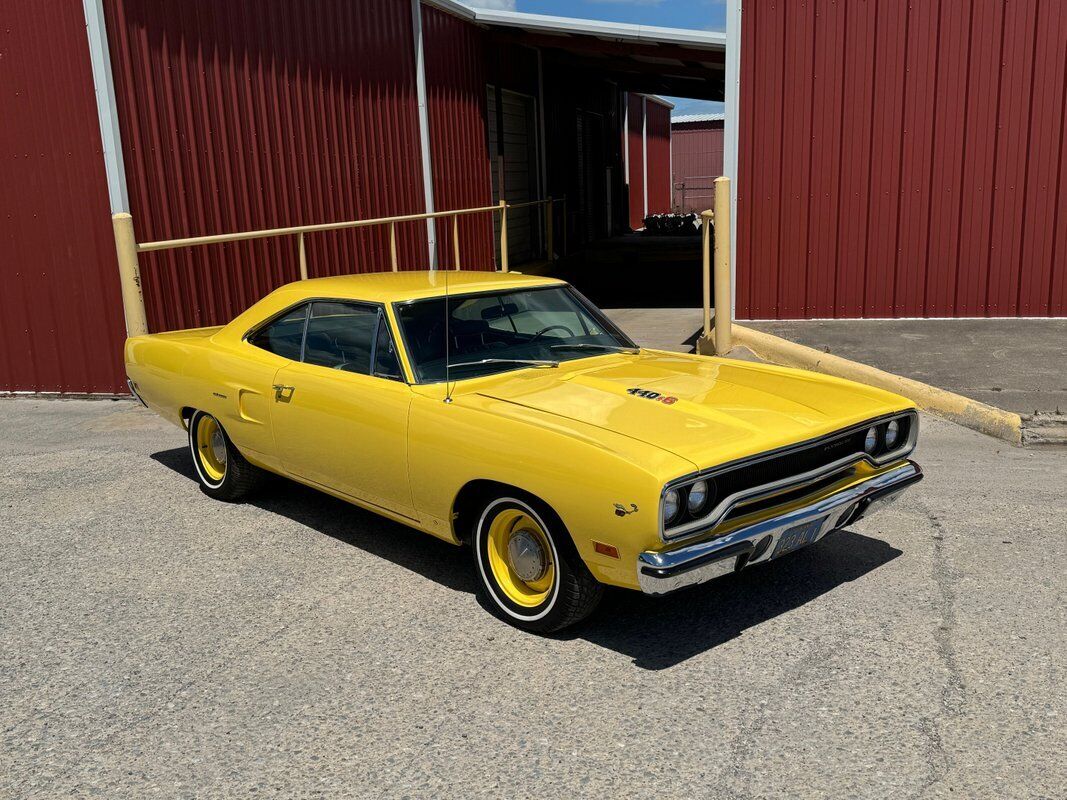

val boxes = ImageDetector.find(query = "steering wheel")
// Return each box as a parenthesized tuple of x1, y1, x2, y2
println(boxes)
(529, 324, 575, 342)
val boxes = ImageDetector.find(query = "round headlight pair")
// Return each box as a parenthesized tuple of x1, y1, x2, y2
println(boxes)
(664, 479, 712, 525)
(864, 419, 903, 455)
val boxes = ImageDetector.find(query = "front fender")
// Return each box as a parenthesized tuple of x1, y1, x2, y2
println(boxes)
(407, 392, 694, 589)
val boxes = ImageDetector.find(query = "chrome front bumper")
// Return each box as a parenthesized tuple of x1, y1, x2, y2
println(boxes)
(637, 461, 922, 596)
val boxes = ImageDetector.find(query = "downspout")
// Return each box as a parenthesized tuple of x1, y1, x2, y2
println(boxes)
(82, 0, 129, 214)
(724, 0, 742, 311)
(536, 48, 548, 254)
(668, 110, 674, 211)
(641, 95, 648, 220)
(536, 48, 548, 200)
(411, 0, 437, 268)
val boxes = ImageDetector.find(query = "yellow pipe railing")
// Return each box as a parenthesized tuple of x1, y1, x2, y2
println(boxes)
(700, 176, 733, 356)
(112, 197, 565, 334)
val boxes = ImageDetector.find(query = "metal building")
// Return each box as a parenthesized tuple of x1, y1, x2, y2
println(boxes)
(733, 0, 1067, 319)
(1, 1, 723, 394)
(670, 113, 724, 214)
(623, 94, 674, 230)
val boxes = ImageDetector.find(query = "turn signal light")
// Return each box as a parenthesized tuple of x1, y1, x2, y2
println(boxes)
(594, 541, 620, 559)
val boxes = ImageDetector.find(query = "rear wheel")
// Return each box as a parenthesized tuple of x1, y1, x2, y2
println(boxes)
(188, 410, 263, 501)
(472, 495, 603, 633)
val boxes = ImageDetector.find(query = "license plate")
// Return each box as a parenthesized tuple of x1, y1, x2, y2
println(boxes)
(771, 516, 827, 559)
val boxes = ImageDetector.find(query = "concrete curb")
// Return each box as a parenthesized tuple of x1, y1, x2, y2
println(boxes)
(698, 325, 1023, 445)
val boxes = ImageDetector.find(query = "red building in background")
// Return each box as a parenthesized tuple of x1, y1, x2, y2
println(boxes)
(1, 1, 723, 394)
(670, 113, 724, 214)
(734, 0, 1067, 319)
(624, 94, 674, 229)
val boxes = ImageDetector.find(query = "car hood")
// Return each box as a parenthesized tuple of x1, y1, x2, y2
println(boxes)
(473, 352, 913, 470)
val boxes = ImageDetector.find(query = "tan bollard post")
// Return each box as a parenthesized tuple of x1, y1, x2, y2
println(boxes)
(499, 200, 509, 272)
(713, 176, 732, 355)
(112, 213, 148, 337)
(701, 209, 712, 338)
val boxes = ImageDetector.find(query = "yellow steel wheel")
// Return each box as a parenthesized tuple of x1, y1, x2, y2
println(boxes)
(195, 414, 228, 484)
(485, 507, 556, 608)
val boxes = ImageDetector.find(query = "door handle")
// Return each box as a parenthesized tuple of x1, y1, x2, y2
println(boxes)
(272, 384, 296, 402)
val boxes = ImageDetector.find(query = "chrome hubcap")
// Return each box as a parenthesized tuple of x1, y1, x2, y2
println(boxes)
(210, 429, 227, 468)
(507, 529, 548, 582)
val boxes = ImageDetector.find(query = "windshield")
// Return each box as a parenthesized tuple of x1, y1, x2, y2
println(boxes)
(395, 286, 636, 382)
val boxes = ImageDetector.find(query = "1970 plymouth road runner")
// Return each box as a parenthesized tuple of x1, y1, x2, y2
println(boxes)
(126, 271, 922, 632)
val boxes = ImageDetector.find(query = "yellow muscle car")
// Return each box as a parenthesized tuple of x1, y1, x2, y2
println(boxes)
(125, 271, 922, 632)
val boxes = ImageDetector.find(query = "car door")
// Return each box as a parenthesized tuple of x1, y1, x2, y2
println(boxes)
(269, 300, 416, 519)
(222, 302, 311, 471)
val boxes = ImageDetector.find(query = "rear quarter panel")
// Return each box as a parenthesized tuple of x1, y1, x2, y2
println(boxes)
(124, 330, 222, 427)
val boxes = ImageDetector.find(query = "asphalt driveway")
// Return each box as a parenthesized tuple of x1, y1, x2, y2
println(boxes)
(1, 399, 1064, 798)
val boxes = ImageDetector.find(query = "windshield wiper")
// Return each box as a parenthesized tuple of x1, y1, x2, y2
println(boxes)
(448, 358, 559, 370)
(549, 343, 640, 354)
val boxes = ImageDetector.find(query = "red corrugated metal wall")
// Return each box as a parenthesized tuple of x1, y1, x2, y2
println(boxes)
(626, 94, 645, 229)
(104, 0, 430, 332)
(422, 4, 495, 270)
(738, 0, 1067, 319)
(0, 1, 128, 393)
(671, 123, 723, 213)
(645, 100, 672, 215)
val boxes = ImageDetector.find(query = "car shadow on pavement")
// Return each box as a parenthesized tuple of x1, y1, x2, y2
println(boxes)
(153, 447, 901, 669)
(571, 531, 902, 670)
(150, 447, 474, 593)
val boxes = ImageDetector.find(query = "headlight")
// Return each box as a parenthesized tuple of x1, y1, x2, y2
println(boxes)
(864, 426, 879, 453)
(687, 479, 710, 515)
(663, 488, 682, 524)
(884, 419, 901, 449)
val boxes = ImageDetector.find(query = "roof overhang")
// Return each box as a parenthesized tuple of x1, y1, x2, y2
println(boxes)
(424, 2, 725, 101)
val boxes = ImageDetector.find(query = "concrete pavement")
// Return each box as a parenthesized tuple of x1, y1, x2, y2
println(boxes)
(745, 319, 1067, 416)
(2, 398, 1064, 798)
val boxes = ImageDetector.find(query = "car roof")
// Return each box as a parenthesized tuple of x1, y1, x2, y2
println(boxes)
(270, 270, 566, 304)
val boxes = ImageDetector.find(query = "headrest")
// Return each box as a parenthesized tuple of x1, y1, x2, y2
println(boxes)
(481, 302, 518, 321)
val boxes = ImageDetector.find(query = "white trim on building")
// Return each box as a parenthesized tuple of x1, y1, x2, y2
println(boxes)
(81, 0, 129, 213)
(423, 3, 726, 50)
(411, 0, 438, 268)
(724, 0, 742, 313)
(671, 113, 726, 124)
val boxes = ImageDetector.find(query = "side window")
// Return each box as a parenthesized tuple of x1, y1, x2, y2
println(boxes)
(249, 304, 308, 360)
(303, 301, 377, 374)
(373, 314, 403, 380)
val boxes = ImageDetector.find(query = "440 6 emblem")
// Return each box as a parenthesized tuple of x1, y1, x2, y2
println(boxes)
(626, 387, 678, 405)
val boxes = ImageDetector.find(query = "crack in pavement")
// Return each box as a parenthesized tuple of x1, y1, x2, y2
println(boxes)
(716, 623, 851, 798)
(909, 502, 967, 800)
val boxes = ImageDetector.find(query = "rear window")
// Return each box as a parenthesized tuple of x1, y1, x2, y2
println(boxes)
(249, 305, 308, 360)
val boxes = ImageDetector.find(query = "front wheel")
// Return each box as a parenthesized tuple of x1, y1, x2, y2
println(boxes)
(187, 410, 263, 502)
(472, 496, 603, 633)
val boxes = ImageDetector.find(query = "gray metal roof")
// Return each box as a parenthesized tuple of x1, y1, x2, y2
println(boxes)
(425, 1, 726, 51)
(671, 113, 726, 124)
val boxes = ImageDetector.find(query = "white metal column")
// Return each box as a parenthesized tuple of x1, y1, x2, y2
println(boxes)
(411, 0, 437, 268)
(81, 0, 129, 213)
(641, 95, 648, 218)
(724, 0, 742, 310)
